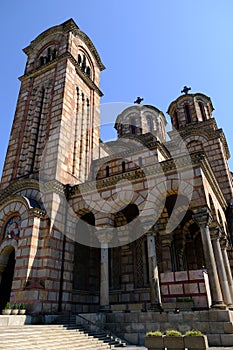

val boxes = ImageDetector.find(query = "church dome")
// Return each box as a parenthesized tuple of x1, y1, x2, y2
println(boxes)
(114, 104, 167, 143)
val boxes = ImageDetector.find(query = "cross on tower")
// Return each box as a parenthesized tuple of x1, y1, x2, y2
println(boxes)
(181, 86, 191, 94)
(134, 97, 144, 104)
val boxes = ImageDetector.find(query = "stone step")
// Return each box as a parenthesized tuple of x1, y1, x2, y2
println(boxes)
(77, 324, 127, 347)
(0, 325, 114, 350)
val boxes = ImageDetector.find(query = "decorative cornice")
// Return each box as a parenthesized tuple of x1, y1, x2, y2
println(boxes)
(28, 208, 46, 218)
(68, 152, 227, 211)
(69, 153, 192, 196)
(39, 179, 66, 195)
(19, 51, 103, 97)
(168, 118, 217, 140)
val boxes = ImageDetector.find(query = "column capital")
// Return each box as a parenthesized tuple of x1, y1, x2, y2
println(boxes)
(220, 236, 229, 250)
(146, 224, 159, 237)
(96, 226, 112, 245)
(210, 226, 222, 241)
(193, 208, 212, 227)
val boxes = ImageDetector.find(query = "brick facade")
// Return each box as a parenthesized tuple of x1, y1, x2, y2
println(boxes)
(0, 19, 233, 317)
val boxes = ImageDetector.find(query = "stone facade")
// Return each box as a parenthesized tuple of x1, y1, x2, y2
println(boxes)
(0, 18, 233, 328)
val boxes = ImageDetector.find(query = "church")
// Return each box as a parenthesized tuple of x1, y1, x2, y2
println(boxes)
(1, 18, 233, 344)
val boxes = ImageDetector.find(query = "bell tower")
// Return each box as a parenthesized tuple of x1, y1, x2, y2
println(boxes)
(1, 19, 105, 189)
(167, 88, 233, 202)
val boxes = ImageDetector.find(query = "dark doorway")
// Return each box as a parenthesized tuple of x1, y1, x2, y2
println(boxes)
(0, 249, 16, 311)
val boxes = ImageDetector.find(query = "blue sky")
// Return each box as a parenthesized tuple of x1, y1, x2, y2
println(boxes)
(0, 0, 233, 176)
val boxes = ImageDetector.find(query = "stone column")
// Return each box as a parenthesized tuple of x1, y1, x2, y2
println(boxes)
(210, 227, 232, 307)
(146, 228, 162, 309)
(97, 228, 111, 312)
(220, 238, 233, 304)
(193, 209, 226, 309)
(100, 242, 110, 311)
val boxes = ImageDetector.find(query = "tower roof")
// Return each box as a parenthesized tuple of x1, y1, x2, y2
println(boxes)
(167, 92, 214, 115)
(23, 18, 105, 71)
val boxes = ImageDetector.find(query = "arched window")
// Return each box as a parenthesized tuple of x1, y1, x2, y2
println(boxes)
(147, 116, 152, 132)
(130, 117, 136, 134)
(122, 161, 126, 173)
(198, 102, 207, 121)
(184, 105, 191, 124)
(106, 166, 110, 177)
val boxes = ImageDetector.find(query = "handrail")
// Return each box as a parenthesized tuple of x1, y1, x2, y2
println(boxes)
(76, 313, 127, 346)
(76, 313, 111, 335)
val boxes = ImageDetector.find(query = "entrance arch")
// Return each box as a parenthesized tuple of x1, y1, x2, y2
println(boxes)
(0, 246, 16, 311)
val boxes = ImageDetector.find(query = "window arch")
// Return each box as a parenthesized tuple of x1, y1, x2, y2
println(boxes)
(77, 50, 93, 80)
(184, 105, 191, 124)
(38, 45, 56, 67)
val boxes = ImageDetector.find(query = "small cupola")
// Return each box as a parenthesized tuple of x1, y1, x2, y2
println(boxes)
(114, 104, 167, 143)
(167, 87, 214, 130)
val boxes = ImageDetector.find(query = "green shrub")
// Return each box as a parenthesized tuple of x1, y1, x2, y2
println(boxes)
(185, 330, 203, 336)
(166, 330, 182, 336)
(146, 331, 163, 336)
(12, 302, 18, 309)
(5, 302, 11, 309)
(19, 303, 25, 310)
(176, 297, 193, 302)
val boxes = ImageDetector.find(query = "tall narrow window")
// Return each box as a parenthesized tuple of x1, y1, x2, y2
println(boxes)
(122, 161, 126, 173)
(138, 157, 142, 167)
(185, 105, 191, 124)
(147, 116, 152, 132)
(174, 111, 179, 129)
(106, 166, 110, 177)
(198, 102, 206, 121)
(130, 117, 136, 134)
(30, 87, 45, 172)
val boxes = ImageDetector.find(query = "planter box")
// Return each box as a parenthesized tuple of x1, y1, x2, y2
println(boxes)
(144, 335, 164, 350)
(184, 335, 208, 350)
(11, 309, 19, 315)
(163, 335, 185, 350)
(2, 309, 11, 315)
(19, 309, 26, 315)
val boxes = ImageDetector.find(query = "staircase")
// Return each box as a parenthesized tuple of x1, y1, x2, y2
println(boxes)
(0, 323, 123, 350)
(53, 315, 127, 348)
